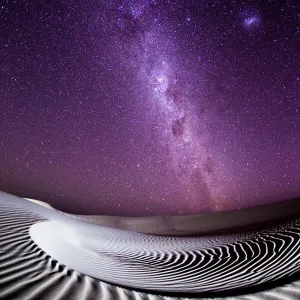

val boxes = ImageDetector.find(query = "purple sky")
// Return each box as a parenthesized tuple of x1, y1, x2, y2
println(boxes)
(1, 0, 300, 216)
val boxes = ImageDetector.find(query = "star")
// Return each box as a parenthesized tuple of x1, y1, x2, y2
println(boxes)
(1, 0, 299, 216)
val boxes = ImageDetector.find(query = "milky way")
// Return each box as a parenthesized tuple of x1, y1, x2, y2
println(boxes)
(132, 21, 221, 211)
(1, 0, 300, 215)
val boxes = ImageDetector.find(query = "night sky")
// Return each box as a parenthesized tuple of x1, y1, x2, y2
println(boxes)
(1, 0, 299, 216)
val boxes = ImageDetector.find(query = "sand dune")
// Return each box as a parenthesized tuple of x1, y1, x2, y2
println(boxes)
(61, 197, 300, 236)
(0, 191, 300, 300)
(23, 195, 300, 236)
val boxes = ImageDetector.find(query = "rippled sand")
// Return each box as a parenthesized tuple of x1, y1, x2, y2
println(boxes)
(0, 191, 299, 300)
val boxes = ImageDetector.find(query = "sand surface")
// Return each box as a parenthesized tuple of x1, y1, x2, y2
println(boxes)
(0, 191, 299, 299)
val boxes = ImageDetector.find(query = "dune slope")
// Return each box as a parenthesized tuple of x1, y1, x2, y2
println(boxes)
(0, 192, 299, 300)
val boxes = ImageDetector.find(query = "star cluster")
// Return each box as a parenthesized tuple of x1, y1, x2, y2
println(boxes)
(1, 0, 299, 216)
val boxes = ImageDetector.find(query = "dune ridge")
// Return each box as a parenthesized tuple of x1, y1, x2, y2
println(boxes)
(61, 198, 300, 236)
(23, 195, 300, 236)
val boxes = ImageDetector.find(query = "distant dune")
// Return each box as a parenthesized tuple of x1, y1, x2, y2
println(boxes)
(23, 195, 300, 236)
(60, 197, 300, 236)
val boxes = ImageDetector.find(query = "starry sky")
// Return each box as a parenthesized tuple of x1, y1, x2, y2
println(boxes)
(1, 0, 300, 216)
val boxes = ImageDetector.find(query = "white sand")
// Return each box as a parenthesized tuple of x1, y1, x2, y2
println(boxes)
(0, 191, 299, 299)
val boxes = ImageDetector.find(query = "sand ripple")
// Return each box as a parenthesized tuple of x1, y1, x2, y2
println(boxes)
(0, 192, 300, 299)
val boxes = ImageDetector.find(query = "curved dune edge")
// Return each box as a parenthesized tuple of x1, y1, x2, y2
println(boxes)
(24, 198, 55, 210)
(0, 191, 300, 299)
(61, 197, 300, 236)
(29, 217, 300, 294)
(21, 195, 300, 236)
